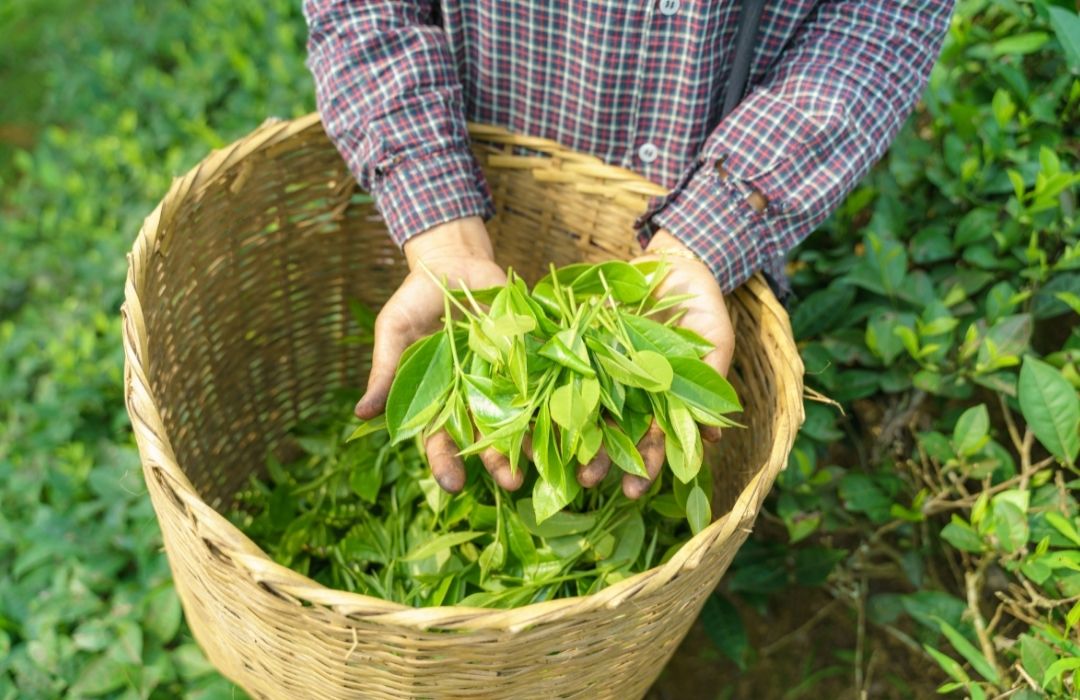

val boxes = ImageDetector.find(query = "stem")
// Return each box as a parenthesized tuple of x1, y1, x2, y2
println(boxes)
(966, 557, 1004, 687)
(444, 293, 462, 374)
(854, 576, 867, 695)
(416, 260, 479, 319)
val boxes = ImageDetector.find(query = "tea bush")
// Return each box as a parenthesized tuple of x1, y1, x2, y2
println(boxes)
(0, 0, 1076, 697)
(709, 1, 1080, 697)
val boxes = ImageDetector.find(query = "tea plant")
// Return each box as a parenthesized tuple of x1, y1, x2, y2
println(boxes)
(372, 262, 740, 528)
(704, 1, 1080, 696)
(229, 407, 692, 608)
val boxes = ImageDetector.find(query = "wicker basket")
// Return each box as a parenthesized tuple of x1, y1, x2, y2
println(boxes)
(121, 114, 804, 700)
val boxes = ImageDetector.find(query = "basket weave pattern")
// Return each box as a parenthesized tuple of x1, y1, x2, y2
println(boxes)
(122, 114, 804, 699)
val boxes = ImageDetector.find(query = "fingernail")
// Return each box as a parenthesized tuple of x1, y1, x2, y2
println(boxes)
(622, 475, 650, 500)
(434, 469, 464, 494)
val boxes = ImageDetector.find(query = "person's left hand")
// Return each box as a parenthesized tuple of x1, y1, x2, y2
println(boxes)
(614, 229, 736, 498)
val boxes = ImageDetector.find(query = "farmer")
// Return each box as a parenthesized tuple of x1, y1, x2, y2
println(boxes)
(303, 0, 952, 495)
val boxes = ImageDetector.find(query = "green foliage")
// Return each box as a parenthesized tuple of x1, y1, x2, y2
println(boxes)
(716, 0, 1080, 695)
(229, 407, 689, 607)
(1, 0, 311, 696)
(1, 0, 1077, 696)
(381, 263, 739, 528)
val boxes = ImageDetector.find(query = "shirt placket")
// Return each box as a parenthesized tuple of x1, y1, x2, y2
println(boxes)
(625, 0, 683, 177)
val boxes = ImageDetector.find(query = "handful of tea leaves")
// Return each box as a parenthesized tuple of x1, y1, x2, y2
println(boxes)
(229, 408, 692, 608)
(367, 260, 742, 528)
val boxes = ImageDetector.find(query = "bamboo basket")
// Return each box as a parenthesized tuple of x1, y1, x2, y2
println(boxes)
(121, 114, 804, 700)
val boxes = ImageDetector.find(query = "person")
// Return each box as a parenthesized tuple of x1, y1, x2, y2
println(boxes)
(303, 0, 952, 495)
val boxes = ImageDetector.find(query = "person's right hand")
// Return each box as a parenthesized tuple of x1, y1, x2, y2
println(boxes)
(355, 216, 508, 494)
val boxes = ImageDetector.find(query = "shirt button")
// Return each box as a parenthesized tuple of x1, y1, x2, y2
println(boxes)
(638, 143, 659, 163)
(659, 0, 680, 16)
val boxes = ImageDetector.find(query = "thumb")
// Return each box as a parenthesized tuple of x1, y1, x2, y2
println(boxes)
(355, 312, 412, 420)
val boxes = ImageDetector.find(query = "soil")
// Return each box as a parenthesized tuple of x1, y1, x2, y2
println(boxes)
(647, 587, 942, 700)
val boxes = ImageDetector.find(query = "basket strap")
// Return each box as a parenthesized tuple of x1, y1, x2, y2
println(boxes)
(721, 0, 767, 119)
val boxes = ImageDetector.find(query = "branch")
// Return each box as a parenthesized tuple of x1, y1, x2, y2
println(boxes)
(966, 557, 1005, 685)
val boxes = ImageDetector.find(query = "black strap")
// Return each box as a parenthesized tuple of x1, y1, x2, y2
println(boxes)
(721, 0, 766, 119)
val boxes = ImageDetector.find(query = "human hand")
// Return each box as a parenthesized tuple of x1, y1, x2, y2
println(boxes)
(614, 229, 735, 499)
(513, 231, 735, 500)
(355, 216, 508, 493)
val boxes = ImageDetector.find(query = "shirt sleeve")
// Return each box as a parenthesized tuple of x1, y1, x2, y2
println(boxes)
(303, 0, 495, 245)
(635, 0, 954, 292)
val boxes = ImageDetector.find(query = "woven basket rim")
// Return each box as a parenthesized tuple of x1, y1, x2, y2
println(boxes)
(121, 113, 804, 632)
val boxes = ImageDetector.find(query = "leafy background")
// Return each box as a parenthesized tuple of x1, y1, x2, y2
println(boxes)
(0, 0, 1078, 698)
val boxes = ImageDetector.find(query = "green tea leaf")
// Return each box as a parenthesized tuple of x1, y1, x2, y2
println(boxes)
(577, 421, 604, 465)
(386, 333, 454, 443)
(69, 655, 128, 697)
(446, 391, 473, 451)
(538, 329, 596, 377)
(668, 356, 742, 416)
(686, 485, 711, 535)
(606, 510, 645, 568)
(620, 313, 702, 358)
(549, 377, 600, 434)
(348, 415, 387, 442)
(532, 476, 578, 524)
(504, 507, 539, 569)
(990, 31, 1049, 57)
(1020, 635, 1057, 690)
(665, 395, 702, 483)
(1049, 7, 1080, 73)
(350, 452, 383, 504)
(1018, 356, 1080, 465)
(953, 404, 990, 457)
(401, 531, 483, 562)
(699, 594, 748, 670)
(923, 644, 971, 685)
(478, 539, 506, 581)
(602, 422, 647, 478)
(464, 374, 521, 429)
(941, 516, 984, 553)
(633, 350, 674, 393)
(570, 261, 649, 303)
(1043, 657, 1080, 690)
(517, 499, 596, 538)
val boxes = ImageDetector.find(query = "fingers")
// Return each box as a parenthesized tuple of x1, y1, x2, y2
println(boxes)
(682, 305, 734, 378)
(425, 431, 466, 493)
(577, 447, 611, 488)
(701, 425, 722, 443)
(481, 446, 525, 491)
(623, 420, 665, 499)
(355, 286, 419, 419)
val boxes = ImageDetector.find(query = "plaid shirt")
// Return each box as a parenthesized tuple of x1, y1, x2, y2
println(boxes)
(304, 0, 952, 292)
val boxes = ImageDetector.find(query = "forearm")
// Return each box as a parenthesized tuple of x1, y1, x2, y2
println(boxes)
(303, 0, 494, 244)
(637, 0, 954, 290)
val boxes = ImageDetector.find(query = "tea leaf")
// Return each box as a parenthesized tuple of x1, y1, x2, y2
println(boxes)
(633, 350, 674, 393)
(602, 422, 648, 478)
(668, 356, 742, 415)
(621, 313, 703, 358)
(348, 415, 387, 442)
(549, 376, 601, 434)
(1018, 356, 1080, 465)
(517, 499, 596, 538)
(665, 395, 703, 483)
(686, 485, 711, 535)
(386, 333, 454, 443)
(538, 329, 596, 376)
(401, 531, 483, 562)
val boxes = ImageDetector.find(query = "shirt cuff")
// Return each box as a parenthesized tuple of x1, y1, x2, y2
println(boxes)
(634, 158, 775, 293)
(370, 146, 496, 246)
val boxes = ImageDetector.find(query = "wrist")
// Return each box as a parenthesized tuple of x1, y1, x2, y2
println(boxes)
(644, 230, 704, 263)
(403, 217, 494, 268)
